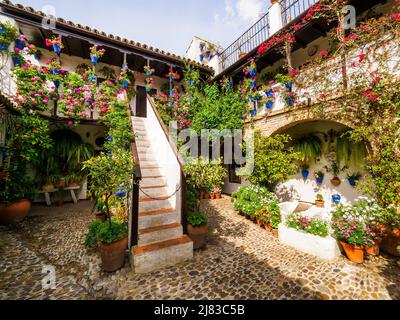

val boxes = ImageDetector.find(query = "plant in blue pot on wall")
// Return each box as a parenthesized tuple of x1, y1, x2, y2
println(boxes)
(45, 36, 64, 56)
(314, 170, 325, 185)
(90, 45, 106, 65)
(301, 164, 310, 179)
(332, 194, 341, 205)
(0, 21, 18, 51)
(347, 172, 362, 187)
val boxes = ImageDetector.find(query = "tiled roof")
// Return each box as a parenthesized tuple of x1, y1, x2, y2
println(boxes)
(0, 0, 214, 73)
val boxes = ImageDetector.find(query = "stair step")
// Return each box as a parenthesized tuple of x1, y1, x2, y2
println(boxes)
(138, 223, 183, 246)
(132, 235, 193, 273)
(138, 208, 179, 229)
(139, 199, 172, 212)
(139, 190, 169, 200)
(140, 177, 167, 188)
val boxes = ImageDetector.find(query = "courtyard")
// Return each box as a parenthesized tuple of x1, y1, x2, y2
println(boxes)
(1, 197, 399, 300)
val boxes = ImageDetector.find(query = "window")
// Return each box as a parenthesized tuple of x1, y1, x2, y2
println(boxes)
(229, 163, 242, 184)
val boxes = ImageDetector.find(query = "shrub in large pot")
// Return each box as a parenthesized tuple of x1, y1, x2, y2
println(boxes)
(83, 149, 135, 272)
(187, 211, 208, 250)
(85, 219, 128, 272)
(376, 207, 400, 257)
(0, 172, 35, 225)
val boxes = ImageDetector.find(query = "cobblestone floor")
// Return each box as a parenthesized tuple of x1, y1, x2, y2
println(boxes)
(0, 197, 399, 300)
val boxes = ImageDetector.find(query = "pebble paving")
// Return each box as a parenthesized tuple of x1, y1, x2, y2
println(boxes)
(0, 197, 399, 300)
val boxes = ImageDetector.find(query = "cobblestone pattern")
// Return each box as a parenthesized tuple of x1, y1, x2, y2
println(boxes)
(0, 198, 399, 300)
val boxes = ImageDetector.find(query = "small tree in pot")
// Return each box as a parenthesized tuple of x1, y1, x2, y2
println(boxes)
(83, 150, 135, 272)
(187, 211, 208, 249)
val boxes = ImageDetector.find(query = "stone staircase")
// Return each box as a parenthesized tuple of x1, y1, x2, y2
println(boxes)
(130, 116, 193, 274)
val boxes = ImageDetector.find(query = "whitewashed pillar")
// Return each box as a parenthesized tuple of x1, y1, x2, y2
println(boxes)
(269, 0, 284, 35)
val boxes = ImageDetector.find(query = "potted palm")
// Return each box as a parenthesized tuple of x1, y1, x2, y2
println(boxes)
(83, 150, 135, 272)
(187, 211, 208, 250)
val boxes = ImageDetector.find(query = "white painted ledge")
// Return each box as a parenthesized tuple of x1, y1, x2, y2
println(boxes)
(278, 224, 341, 261)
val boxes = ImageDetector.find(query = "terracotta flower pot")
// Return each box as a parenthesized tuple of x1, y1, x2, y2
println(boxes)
(209, 194, 215, 200)
(256, 218, 263, 226)
(365, 242, 380, 256)
(380, 227, 400, 257)
(0, 199, 32, 225)
(98, 236, 128, 272)
(264, 223, 272, 232)
(331, 177, 341, 186)
(340, 241, 364, 264)
(58, 179, 66, 188)
(215, 193, 222, 200)
(187, 224, 208, 250)
(315, 200, 325, 208)
(95, 212, 107, 222)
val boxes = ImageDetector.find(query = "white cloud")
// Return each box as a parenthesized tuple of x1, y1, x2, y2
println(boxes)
(236, 0, 264, 23)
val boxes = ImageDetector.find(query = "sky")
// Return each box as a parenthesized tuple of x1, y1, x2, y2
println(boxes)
(15, 0, 271, 56)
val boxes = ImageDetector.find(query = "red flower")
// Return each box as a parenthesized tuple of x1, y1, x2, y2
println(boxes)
(373, 77, 382, 84)
(391, 13, 400, 20)
(319, 50, 329, 57)
(358, 53, 366, 63)
(294, 24, 302, 31)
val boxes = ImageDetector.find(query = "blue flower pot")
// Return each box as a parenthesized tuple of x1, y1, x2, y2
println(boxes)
(89, 74, 96, 82)
(170, 89, 174, 97)
(169, 75, 174, 82)
(35, 53, 41, 61)
(91, 55, 99, 64)
(250, 81, 256, 89)
(348, 178, 356, 186)
(250, 108, 257, 117)
(199, 54, 204, 62)
(107, 135, 113, 142)
(169, 101, 174, 106)
(13, 57, 21, 67)
(266, 89, 274, 97)
(115, 190, 127, 198)
(249, 69, 256, 77)
(122, 80, 129, 88)
(189, 79, 195, 86)
(52, 69, 60, 75)
(285, 98, 292, 106)
(206, 51, 211, 58)
(146, 71, 151, 77)
(53, 44, 61, 55)
(285, 82, 293, 90)
(53, 80, 60, 88)
(0, 43, 8, 51)
(265, 100, 274, 109)
(0, 25, 5, 34)
(16, 39, 25, 50)
(332, 194, 341, 204)
(145, 87, 151, 93)
(316, 177, 324, 184)
(301, 170, 309, 179)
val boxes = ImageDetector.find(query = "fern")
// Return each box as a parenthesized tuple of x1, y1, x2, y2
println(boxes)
(293, 135, 323, 163)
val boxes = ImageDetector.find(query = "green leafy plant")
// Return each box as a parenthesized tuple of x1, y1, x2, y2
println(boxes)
(324, 161, 348, 177)
(187, 211, 207, 227)
(85, 219, 128, 248)
(0, 21, 18, 50)
(293, 135, 323, 163)
(241, 130, 301, 190)
(254, 200, 281, 229)
(347, 172, 362, 180)
(336, 134, 366, 167)
(316, 194, 324, 201)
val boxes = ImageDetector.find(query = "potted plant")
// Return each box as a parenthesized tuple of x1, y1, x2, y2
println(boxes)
(347, 172, 362, 187)
(378, 207, 400, 257)
(212, 185, 222, 199)
(90, 45, 105, 65)
(324, 161, 348, 186)
(315, 194, 325, 208)
(314, 171, 325, 184)
(187, 211, 208, 250)
(293, 135, 323, 164)
(45, 36, 64, 55)
(83, 149, 135, 272)
(0, 21, 18, 51)
(300, 163, 310, 179)
(0, 173, 35, 225)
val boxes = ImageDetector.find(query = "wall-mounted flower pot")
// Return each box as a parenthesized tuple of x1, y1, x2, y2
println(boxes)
(285, 82, 293, 90)
(16, 39, 25, 50)
(266, 89, 274, 97)
(301, 170, 309, 179)
(0, 43, 8, 51)
(331, 177, 341, 186)
(199, 54, 204, 62)
(145, 71, 151, 77)
(316, 177, 324, 184)
(331, 194, 341, 205)
(249, 69, 256, 77)
(98, 236, 128, 272)
(53, 80, 60, 88)
(348, 178, 357, 187)
(265, 100, 274, 109)
(285, 98, 293, 106)
(12, 57, 21, 67)
(205, 51, 211, 58)
(0, 25, 5, 34)
(170, 89, 174, 97)
(315, 200, 325, 208)
(53, 44, 61, 55)
(91, 55, 99, 64)
(122, 80, 129, 88)
(187, 224, 208, 250)
(0, 199, 32, 225)
(250, 108, 257, 117)
(340, 241, 364, 263)
(145, 87, 151, 93)
(52, 69, 60, 75)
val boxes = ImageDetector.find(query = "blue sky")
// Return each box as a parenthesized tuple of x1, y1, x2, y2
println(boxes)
(16, 0, 270, 55)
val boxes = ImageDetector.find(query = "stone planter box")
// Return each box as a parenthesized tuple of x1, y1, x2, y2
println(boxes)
(278, 224, 341, 261)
